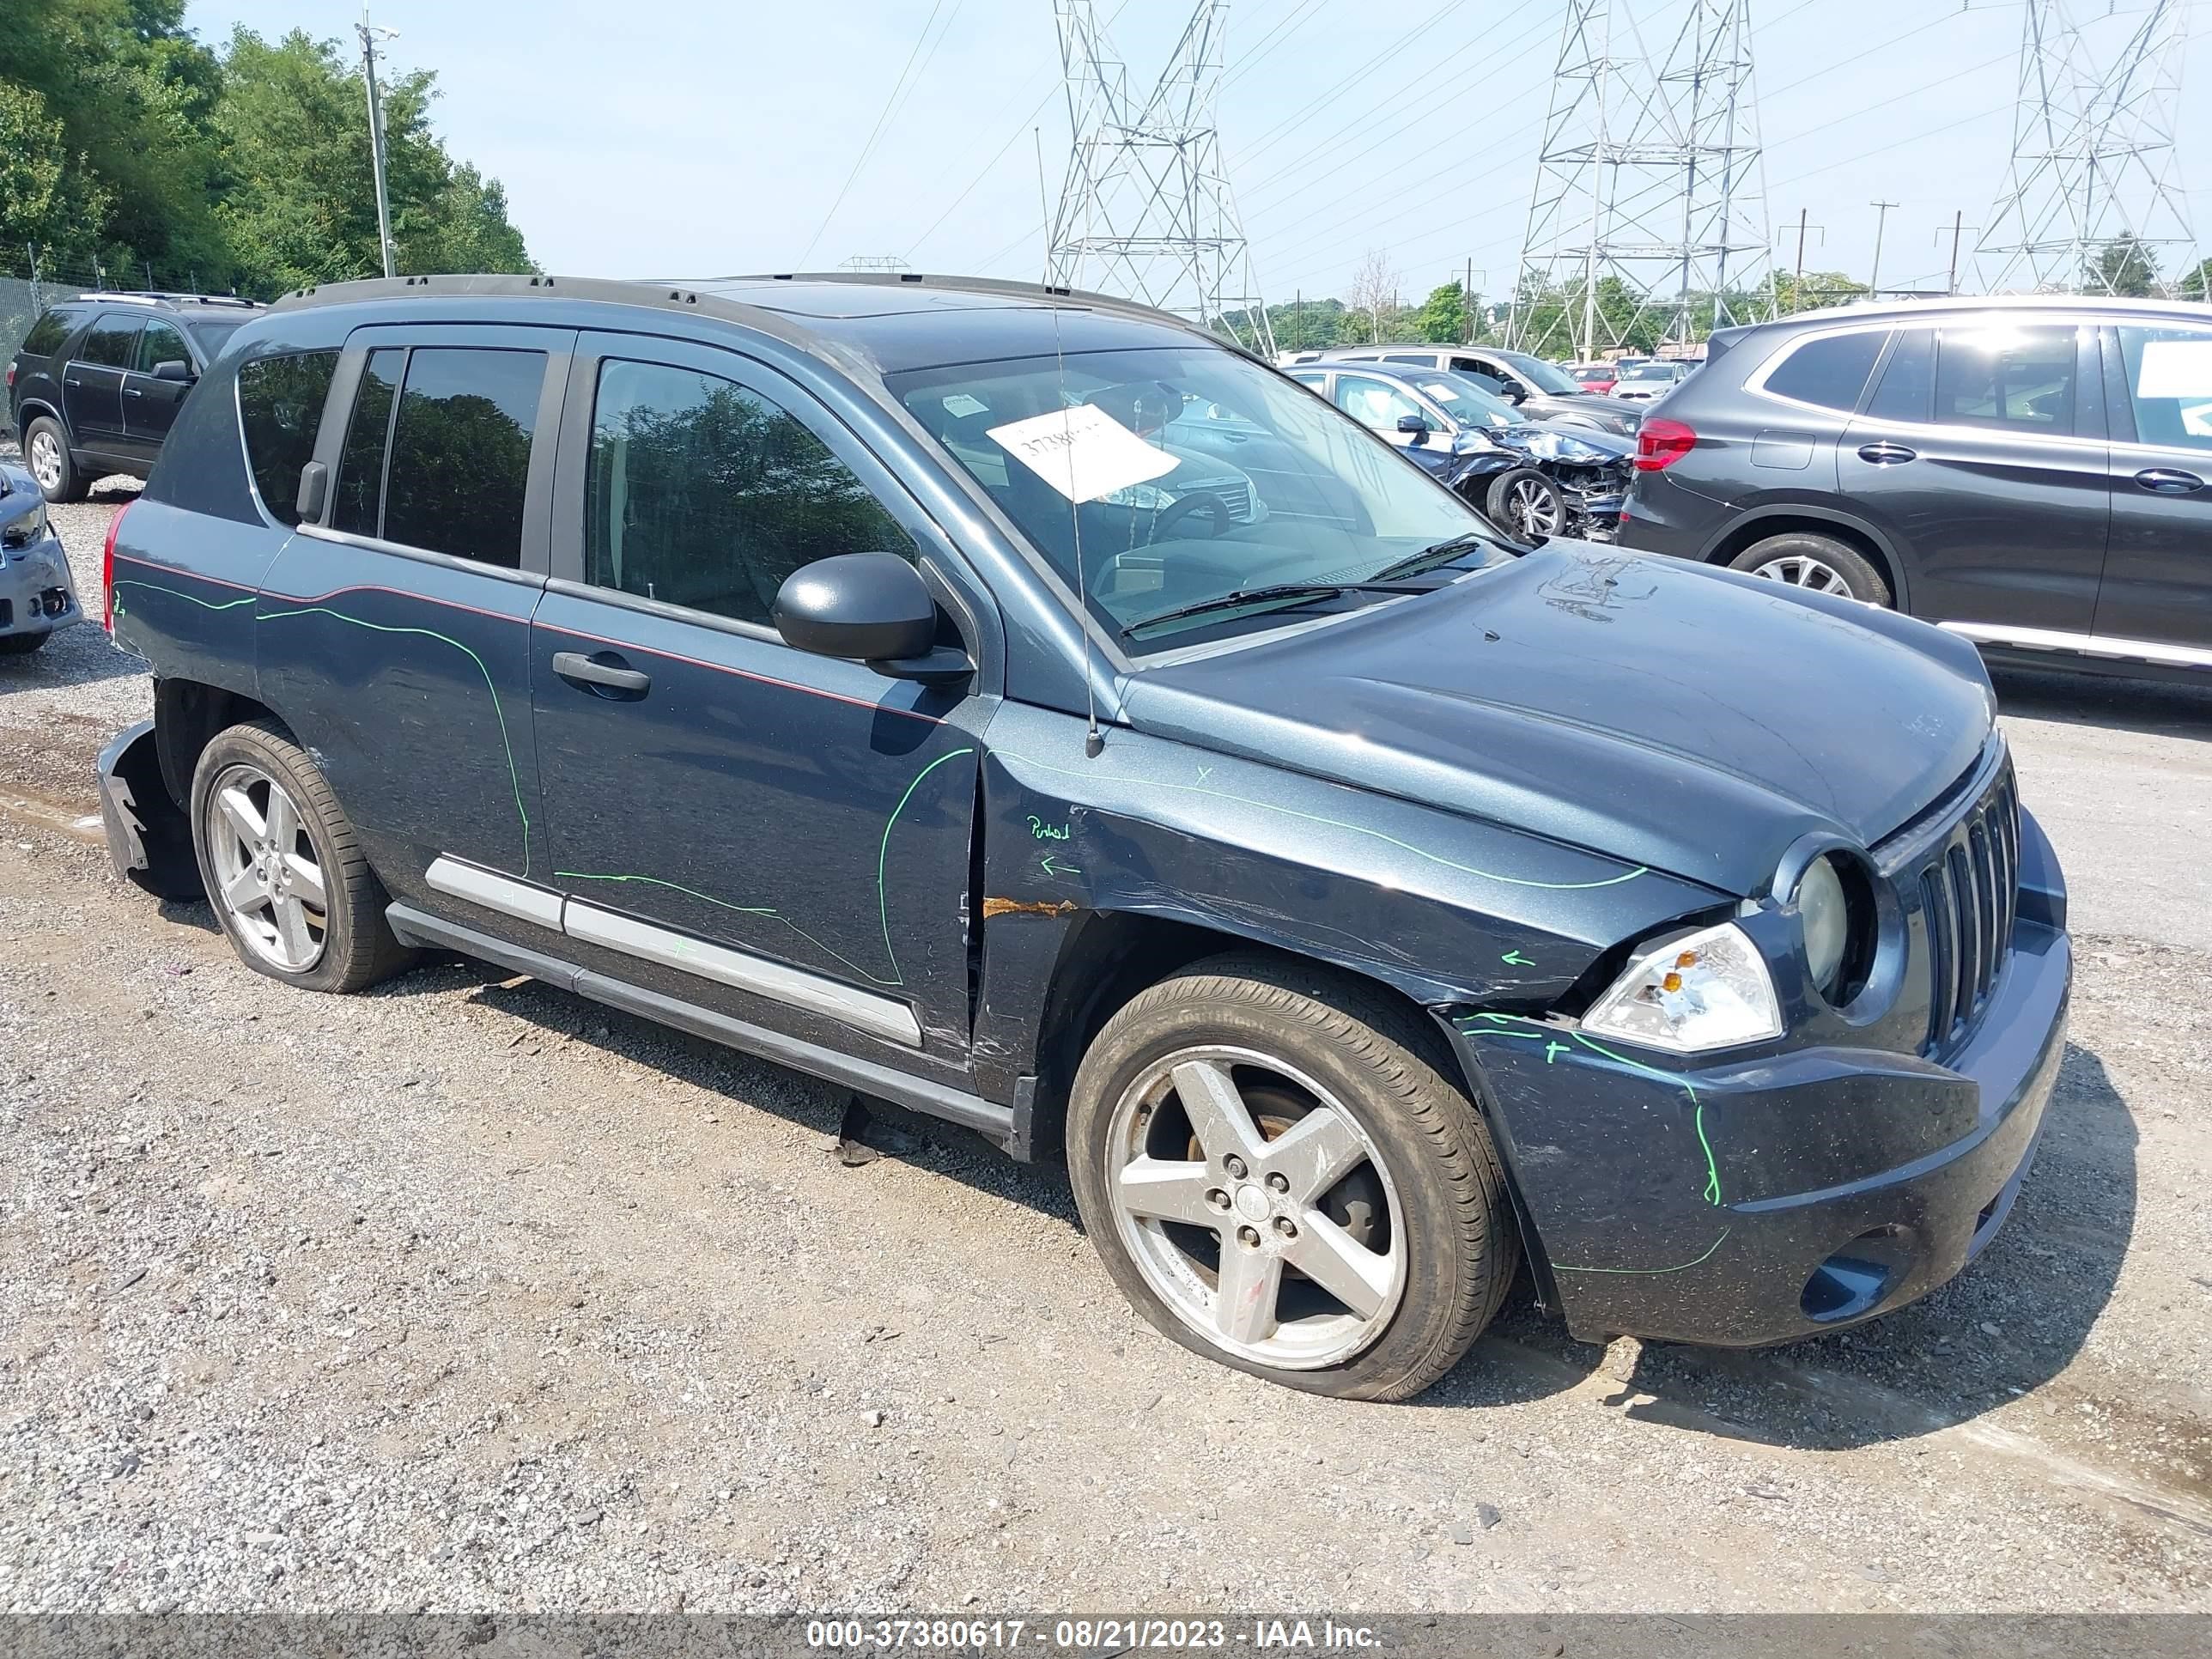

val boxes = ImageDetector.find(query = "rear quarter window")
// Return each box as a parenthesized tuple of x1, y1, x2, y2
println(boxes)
(237, 350, 339, 526)
(19, 309, 82, 358)
(1761, 331, 1890, 411)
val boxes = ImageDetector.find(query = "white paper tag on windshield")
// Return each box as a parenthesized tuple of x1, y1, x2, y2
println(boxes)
(986, 403, 1178, 503)
(2136, 339, 2212, 398)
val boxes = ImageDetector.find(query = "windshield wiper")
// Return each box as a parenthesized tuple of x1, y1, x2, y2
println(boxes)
(1120, 580, 1428, 638)
(1369, 532, 1495, 584)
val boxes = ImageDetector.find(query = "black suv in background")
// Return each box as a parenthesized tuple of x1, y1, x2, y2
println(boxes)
(6, 292, 265, 501)
(1621, 295, 2212, 678)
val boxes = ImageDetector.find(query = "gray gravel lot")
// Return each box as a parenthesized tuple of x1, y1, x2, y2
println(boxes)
(1, 455, 2207, 1613)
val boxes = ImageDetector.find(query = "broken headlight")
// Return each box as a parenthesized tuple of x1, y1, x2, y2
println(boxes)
(1583, 921, 1784, 1054)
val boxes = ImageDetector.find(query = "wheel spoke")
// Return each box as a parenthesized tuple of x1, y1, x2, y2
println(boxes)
(218, 785, 266, 845)
(283, 853, 327, 909)
(1283, 1209, 1394, 1320)
(1171, 1059, 1263, 1165)
(1117, 1156, 1221, 1229)
(1214, 1237, 1284, 1345)
(272, 893, 315, 963)
(265, 787, 300, 854)
(1261, 1106, 1369, 1202)
(221, 866, 267, 913)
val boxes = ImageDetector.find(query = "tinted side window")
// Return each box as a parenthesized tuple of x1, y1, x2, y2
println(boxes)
(133, 320, 191, 374)
(1763, 331, 1887, 411)
(1866, 329, 1933, 422)
(1933, 325, 2076, 435)
(585, 357, 916, 628)
(2117, 324, 2212, 454)
(237, 350, 339, 526)
(20, 309, 80, 357)
(80, 319, 138, 368)
(381, 348, 544, 565)
(332, 347, 401, 538)
(1382, 354, 1435, 366)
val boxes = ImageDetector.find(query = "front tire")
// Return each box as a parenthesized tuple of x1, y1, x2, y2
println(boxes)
(190, 719, 414, 994)
(0, 633, 50, 656)
(1067, 954, 1518, 1401)
(22, 416, 86, 504)
(1726, 532, 1893, 607)
(1484, 466, 1571, 539)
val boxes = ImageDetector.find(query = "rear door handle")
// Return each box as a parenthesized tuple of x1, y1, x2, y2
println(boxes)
(1857, 441, 1917, 465)
(125, 387, 143, 399)
(2134, 467, 2205, 495)
(552, 649, 651, 697)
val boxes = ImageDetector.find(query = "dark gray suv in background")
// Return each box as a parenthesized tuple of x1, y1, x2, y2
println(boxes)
(1620, 295, 2212, 679)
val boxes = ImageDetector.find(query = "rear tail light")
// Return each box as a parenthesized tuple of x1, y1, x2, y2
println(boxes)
(101, 499, 131, 634)
(1635, 416, 1697, 471)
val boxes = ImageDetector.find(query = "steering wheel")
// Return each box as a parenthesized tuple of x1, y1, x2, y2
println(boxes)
(1148, 491, 1231, 543)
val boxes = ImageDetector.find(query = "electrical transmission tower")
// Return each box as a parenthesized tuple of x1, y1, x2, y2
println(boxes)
(1506, 0, 1769, 362)
(1048, 1, 1276, 354)
(1977, 0, 2194, 295)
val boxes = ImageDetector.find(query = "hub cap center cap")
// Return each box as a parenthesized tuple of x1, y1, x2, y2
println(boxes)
(1233, 1183, 1270, 1220)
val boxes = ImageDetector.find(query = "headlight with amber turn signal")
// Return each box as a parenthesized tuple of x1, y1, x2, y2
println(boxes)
(1582, 921, 1784, 1054)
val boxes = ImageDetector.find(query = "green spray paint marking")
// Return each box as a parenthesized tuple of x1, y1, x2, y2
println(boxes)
(258, 605, 533, 878)
(562, 745, 977, 990)
(111, 580, 258, 617)
(1026, 816, 1071, 841)
(1039, 853, 1081, 878)
(1461, 1012, 1723, 1207)
(1501, 949, 1534, 967)
(1543, 1039, 1570, 1064)
(1553, 1228, 1730, 1276)
(993, 749, 1647, 892)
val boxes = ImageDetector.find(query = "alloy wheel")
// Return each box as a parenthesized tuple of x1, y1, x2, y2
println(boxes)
(1751, 554, 1854, 597)
(204, 763, 329, 972)
(1105, 1046, 1407, 1370)
(1505, 476, 1565, 536)
(27, 429, 62, 492)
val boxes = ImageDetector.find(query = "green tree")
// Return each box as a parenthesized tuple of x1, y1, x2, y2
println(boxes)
(2085, 233, 2157, 298)
(1771, 269, 1869, 316)
(0, 81, 112, 255)
(2180, 258, 2212, 303)
(1414, 280, 1468, 343)
(213, 29, 531, 292)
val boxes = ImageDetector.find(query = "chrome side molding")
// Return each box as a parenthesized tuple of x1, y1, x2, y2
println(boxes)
(1940, 621, 2212, 671)
(424, 856, 921, 1048)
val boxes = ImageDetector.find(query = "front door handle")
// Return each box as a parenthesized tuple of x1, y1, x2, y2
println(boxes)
(552, 649, 651, 697)
(2134, 467, 2205, 495)
(1857, 441, 1917, 465)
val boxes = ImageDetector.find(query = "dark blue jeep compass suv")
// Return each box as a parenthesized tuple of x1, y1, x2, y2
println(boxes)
(94, 272, 2070, 1400)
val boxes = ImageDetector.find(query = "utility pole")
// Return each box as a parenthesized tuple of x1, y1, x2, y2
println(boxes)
(357, 5, 399, 281)
(1939, 210, 1979, 295)
(1869, 199, 1899, 298)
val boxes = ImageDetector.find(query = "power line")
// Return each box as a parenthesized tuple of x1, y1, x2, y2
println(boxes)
(799, 0, 953, 266)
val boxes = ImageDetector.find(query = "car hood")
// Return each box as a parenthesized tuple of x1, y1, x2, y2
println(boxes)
(1494, 423, 1633, 464)
(1121, 544, 1996, 896)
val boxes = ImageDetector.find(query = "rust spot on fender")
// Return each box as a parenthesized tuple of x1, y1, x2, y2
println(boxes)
(982, 896, 1079, 920)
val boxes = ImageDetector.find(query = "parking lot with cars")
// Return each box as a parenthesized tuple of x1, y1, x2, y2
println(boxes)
(2, 407, 2209, 1614)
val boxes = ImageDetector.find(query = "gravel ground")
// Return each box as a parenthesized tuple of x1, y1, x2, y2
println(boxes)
(1, 454, 2207, 1614)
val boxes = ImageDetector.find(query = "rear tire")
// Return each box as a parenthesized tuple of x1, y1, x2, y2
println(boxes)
(1726, 532, 1892, 607)
(190, 719, 416, 994)
(1067, 953, 1518, 1401)
(22, 416, 86, 504)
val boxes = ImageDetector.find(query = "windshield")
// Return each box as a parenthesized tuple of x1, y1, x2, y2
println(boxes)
(1620, 362, 1682, 381)
(1493, 351, 1583, 396)
(887, 344, 1505, 652)
(1413, 374, 1525, 429)
(185, 315, 251, 355)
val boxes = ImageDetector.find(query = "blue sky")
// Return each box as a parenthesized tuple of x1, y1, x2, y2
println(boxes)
(189, 1, 2209, 304)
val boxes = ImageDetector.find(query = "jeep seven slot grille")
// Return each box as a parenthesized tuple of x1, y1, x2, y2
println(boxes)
(1918, 765, 2020, 1054)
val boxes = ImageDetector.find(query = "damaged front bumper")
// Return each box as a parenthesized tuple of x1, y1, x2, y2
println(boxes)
(0, 521, 82, 641)
(1445, 810, 2072, 1348)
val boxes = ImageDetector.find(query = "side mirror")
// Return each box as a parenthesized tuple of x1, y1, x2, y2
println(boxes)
(151, 360, 195, 384)
(1499, 382, 1527, 404)
(295, 460, 328, 522)
(774, 553, 972, 686)
(1395, 413, 1430, 434)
